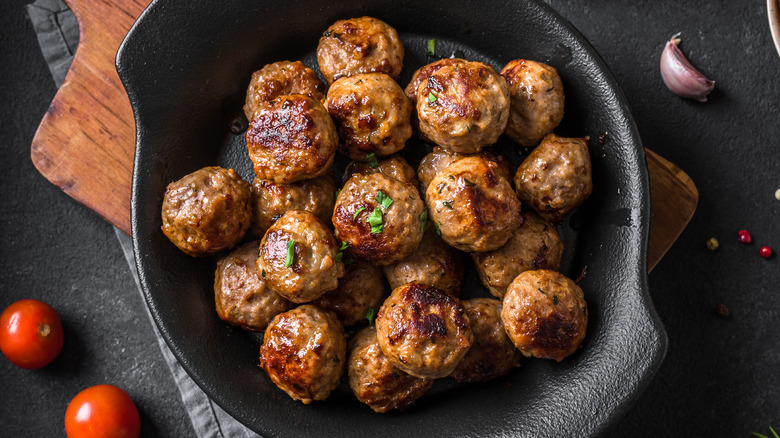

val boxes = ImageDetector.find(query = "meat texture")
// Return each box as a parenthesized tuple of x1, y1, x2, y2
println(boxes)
(250, 173, 336, 238)
(243, 60, 326, 120)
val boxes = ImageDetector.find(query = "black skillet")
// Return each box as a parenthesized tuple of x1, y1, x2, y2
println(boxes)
(117, 0, 667, 436)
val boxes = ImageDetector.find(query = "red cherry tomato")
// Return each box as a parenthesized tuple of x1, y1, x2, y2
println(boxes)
(0, 299, 64, 369)
(65, 384, 141, 438)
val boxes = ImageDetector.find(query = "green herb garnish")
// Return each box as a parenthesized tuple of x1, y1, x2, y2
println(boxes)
(353, 206, 366, 220)
(365, 307, 376, 325)
(537, 288, 546, 295)
(466, 125, 471, 133)
(427, 39, 436, 56)
(553, 295, 559, 305)
(284, 239, 295, 268)
(427, 92, 437, 103)
(375, 190, 393, 209)
(261, 269, 266, 278)
(442, 200, 454, 210)
(752, 427, 780, 438)
(437, 182, 446, 194)
(365, 152, 378, 168)
(434, 222, 441, 236)
(464, 179, 475, 187)
(420, 209, 428, 231)
(368, 207, 384, 234)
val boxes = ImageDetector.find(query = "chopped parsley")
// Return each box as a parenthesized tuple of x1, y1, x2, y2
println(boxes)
(261, 269, 266, 278)
(437, 182, 446, 194)
(464, 178, 476, 187)
(442, 200, 454, 210)
(427, 39, 436, 56)
(353, 206, 366, 220)
(365, 152, 378, 168)
(339, 241, 348, 251)
(537, 288, 546, 295)
(284, 239, 295, 268)
(420, 208, 428, 230)
(365, 307, 376, 325)
(434, 222, 441, 236)
(466, 125, 471, 133)
(335, 241, 348, 263)
(375, 190, 393, 209)
(368, 207, 384, 234)
(427, 92, 437, 103)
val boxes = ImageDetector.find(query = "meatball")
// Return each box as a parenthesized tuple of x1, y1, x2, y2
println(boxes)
(313, 256, 387, 326)
(501, 269, 588, 362)
(325, 73, 412, 160)
(243, 60, 326, 120)
(500, 59, 565, 147)
(383, 225, 464, 297)
(425, 156, 522, 252)
(317, 17, 404, 84)
(250, 173, 336, 238)
(472, 210, 564, 299)
(417, 146, 513, 193)
(416, 61, 510, 153)
(450, 298, 523, 383)
(348, 326, 434, 413)
(246, 94, 338, 184)
(333, 171, 425, 265)
(514, 133, 593, 222)
(213, 241, 294, 331)
(161, 166, 252, 257)
(257, 210, 344, 303)
(259, 305, 346, 404)
(375, 283, 473, 379)
(343, 154, 419, 188)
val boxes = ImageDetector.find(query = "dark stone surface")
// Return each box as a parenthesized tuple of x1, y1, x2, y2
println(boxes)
(0, 0, 777, 436)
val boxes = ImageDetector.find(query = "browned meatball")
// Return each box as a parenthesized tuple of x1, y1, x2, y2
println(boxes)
(514, 133, 593, 222)
(333, 171, 425, 265)
(501, 269, 588, 362)
(417, 146, 513, 193)
(246, 94, 338, 184)
(213, 241, 294, 331)
(383, 226, 464, 297)
(250, 173, 336, 238)
(425, 156, 522, 252)
(325, 73, 412, 160)
(343, 154, 419, 189)
(500, 59, 564, 147)
(375, 283, 473, 379)
(161, 166, 251, 257)
(450, 298, 523, 383)
(243, 60, 327, 120)
(313, 256, 387, 326)
(416, 61, 510, 153)
(317, 17, 404, 84)
(348, 326, 434, 413)
(257, 210, 344, 303)
(259, 305, 346, 404)
(472, 210, 564, 299)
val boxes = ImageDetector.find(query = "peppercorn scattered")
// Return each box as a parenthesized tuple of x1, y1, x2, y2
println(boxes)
(737, 230, 752, 244)
(715, 304, 730, 318)
(705, 237, 719, 251)
(759, 246, 773, 258)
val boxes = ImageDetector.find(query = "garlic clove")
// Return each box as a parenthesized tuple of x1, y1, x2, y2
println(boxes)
(660, 33, 715, 102)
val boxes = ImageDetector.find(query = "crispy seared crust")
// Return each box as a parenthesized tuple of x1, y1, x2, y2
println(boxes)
(259, 305, 346, 404)
(247, 94, 337, 184)
(243, 60, 326, 120)
(375, 283, 473, 379)
(501, 269, 588, 362)
(316, 17, 404, 84)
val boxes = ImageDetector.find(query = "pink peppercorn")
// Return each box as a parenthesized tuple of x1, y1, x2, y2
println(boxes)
(738, 230, 752, 244)
(759, 246, 772, 258)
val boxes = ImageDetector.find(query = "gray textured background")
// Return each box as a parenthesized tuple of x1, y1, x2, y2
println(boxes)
(1, 0, 778, 436)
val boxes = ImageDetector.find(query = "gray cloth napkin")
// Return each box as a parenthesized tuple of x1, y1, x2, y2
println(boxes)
(27, 1, 260, 436)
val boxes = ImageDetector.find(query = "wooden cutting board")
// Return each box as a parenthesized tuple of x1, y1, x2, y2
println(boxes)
(30, 0, 698, 272)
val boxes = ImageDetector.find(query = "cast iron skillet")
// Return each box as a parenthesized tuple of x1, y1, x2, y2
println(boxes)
(118, 1, 667, 436)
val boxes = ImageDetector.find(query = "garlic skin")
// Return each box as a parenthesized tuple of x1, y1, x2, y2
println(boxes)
(660, 33, 715, 102)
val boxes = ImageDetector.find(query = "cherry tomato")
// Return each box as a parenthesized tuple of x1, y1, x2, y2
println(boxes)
(65, 384, 141, 438)
(0, 299, 64, 369)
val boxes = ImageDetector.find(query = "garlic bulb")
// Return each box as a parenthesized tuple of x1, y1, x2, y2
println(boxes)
(660, 33, 715, 102)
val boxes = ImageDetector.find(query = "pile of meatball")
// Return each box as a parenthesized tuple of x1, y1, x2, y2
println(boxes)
(160, 16, 593, 413)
